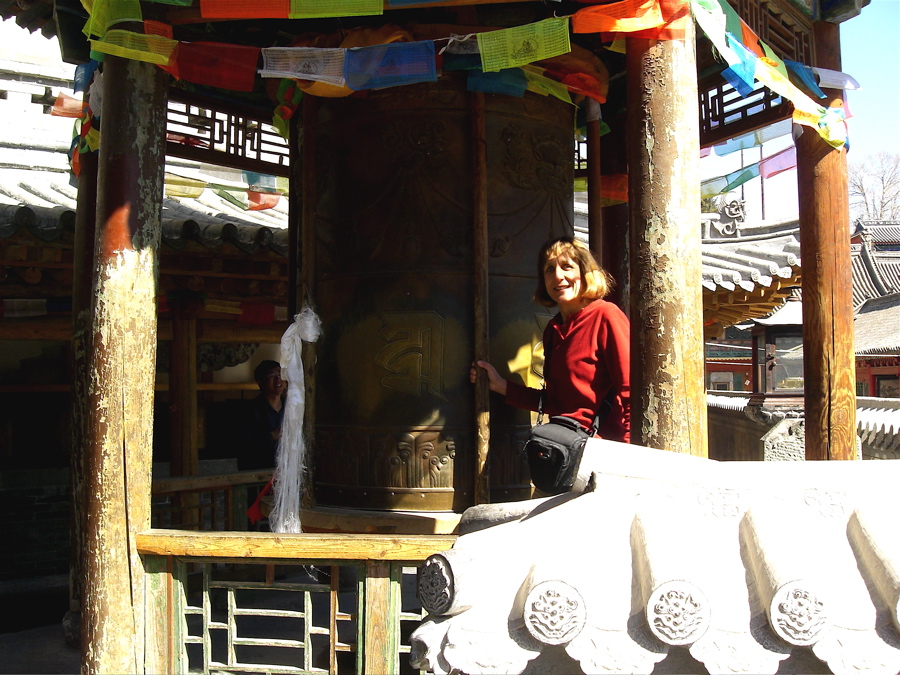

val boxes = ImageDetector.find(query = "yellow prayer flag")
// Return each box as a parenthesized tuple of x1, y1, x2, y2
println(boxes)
(523, 67, 573, 103)
(165, 174, 207, 198)
(754, 59, 820, 116)
(84, 127, 101, 152)
(477, 17, 571, 73)
(607, 38, 627, 54)
(83, 0, 142, 40)
(90, 30, 176, 66)
(288, 0, 381, 18)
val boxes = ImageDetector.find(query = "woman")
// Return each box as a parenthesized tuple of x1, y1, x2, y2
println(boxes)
(472, 236, 630, 442)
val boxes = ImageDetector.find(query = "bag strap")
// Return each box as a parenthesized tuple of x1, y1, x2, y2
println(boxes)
(537, 385, 545, 425)
(588, 387, 617, 436)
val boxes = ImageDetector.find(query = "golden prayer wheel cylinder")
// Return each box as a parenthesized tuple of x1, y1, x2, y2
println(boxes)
(312, 74, 574, 512)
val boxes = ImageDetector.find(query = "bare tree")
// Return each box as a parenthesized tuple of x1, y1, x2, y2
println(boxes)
(848, 152, 900, 221)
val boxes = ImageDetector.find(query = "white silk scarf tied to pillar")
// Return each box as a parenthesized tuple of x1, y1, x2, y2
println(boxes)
(269, 306, 322, 534)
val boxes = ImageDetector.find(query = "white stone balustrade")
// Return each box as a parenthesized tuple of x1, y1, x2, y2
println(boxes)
(411, 440, 900, 675)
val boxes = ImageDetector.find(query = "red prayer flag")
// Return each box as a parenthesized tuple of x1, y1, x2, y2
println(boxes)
(162, 42, 261, 92)
(71, 146, 81, 178)
(248, 191, 281, 211)
(758, 146, 796, 179)
(740, 19, 765, 58)
(143, 20, 173, 39)
(200, 0, 288, 18)
(51, 92, 86, 118)
(560, 72, 608, 104)
(600, 174, 628, 203)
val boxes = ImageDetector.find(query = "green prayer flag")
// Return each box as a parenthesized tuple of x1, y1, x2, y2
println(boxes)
(477, 17, 571, 73)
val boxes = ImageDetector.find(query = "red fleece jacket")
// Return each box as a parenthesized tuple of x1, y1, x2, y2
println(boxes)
(505, 299, 630, 442)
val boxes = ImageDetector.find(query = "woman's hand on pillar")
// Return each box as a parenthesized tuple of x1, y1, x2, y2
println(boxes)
(470, 360, 507, 396)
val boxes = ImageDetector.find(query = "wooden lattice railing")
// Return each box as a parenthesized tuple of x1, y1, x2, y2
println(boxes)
(137, 531, 455, 675)
(151, 470, 273, 531)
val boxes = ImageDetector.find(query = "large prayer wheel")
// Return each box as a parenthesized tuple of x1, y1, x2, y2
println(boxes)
(312, 73, 574, 511)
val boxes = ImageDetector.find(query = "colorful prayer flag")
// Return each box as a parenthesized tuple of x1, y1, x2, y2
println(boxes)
(344, 40, 437, 91)
(713, 119, 792, 155)
(758, 145, 796, 179)
(83, 0, 143, 40)
(722, 163, 760, 192)
(785, 60, 826, 99)
(599, 0, 690, 40)
(260, 47, 347, 86)
(200, 0, 289, 18)
(165, 173, 207, 198)
(477, 17, 570, 73)
(163, 42, 260, 92)
(51, 93, 86, 118)
(572, 0, 664, 35)
(288, 0, 382, 18)
(90, 30, 177, 66)
(248, 191, 282, 210)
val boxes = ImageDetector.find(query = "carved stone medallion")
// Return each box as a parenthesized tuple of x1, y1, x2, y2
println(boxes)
(418, 554, 454, 617)
(647, 581, 711, 646)
(524, 581, 586, 645)
(770, 584, 828, 646)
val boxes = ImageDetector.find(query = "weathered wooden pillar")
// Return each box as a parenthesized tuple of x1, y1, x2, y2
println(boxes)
(625, 22, 707, 456)
(598, 107, 630, 310)
(299, 93, 318, 509)
(68, 143, 98, 645)
(586, 103, 604, 262)
(471, 91, 490, 505)
(797, 21, 856, 460)
(81, 56, 167, 674)
(288, 105, 301, 319)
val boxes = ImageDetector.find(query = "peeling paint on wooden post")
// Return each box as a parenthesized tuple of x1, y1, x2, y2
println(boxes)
(797, 21, 856, 461)
(471, 90, 490, 506)
(69, 143, 98, 643)
(626, 23, 708, 457)
(81, 56, 167, 674)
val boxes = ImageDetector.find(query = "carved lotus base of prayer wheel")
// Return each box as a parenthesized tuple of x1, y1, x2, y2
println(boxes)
(311, 73, 574, 511)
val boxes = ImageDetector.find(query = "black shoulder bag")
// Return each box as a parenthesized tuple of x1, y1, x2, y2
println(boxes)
(524, 388, 614, 495)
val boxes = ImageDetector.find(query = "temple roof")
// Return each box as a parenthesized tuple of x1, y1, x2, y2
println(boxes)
(0, 170, 290, 257)
(854, 220, 900, 246)
(411, 442, 900, 675)
(854, 292, 900, 355)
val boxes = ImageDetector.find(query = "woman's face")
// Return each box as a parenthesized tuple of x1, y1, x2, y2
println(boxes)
(543, 254, 583, 309)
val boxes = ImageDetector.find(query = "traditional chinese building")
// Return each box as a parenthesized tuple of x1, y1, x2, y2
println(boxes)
(0, 0, 874, 672)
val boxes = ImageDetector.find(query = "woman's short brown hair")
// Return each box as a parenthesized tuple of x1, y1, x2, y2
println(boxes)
(533, 236, 614, 307)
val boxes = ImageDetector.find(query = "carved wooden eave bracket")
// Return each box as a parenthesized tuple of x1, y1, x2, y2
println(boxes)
(411, 442, 900, 675)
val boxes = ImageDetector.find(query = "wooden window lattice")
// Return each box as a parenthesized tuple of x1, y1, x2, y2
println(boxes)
(166, 90, 290, 177)
(174, 560, 426, 674)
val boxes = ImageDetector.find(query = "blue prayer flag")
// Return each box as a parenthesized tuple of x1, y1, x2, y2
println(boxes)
(74, 61, 101, 94)
(344, 40, 437, 91)
(785, 60, 827, 99)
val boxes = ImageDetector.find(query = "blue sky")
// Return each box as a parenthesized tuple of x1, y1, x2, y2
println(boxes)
(841, 0, 900, 161)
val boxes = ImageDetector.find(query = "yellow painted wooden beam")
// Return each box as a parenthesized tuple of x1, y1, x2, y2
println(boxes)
(136, 530, 456, 561)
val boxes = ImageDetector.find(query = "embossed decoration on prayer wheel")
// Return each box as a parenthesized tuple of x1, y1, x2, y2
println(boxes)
(312, 74, 574, 511)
